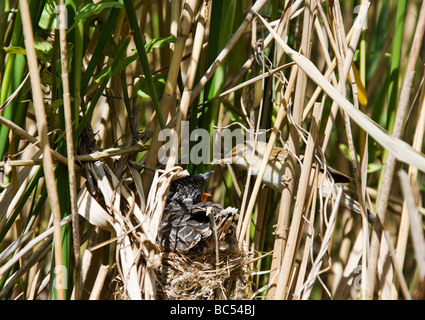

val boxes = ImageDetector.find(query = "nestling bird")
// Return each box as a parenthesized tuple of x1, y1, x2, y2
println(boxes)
(218, 140, 376, 224)
(166, 171, 213, 206)
(157, 172, 239, 253)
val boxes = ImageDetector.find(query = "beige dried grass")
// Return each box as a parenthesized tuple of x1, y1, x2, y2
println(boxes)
(156, 250, 251, 300)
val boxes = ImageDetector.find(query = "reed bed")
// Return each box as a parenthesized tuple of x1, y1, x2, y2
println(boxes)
(0, 0, 425, 300)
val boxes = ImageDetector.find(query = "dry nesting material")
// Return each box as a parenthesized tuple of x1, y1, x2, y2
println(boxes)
(78, 161, 251, 300)
(157, 251, 252, 300)
(107, 245, 252, 300)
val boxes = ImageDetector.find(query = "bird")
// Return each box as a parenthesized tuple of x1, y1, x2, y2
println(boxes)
(218, 140, 376, 224)
(157, 172, 239, 253)
(166, 171, 213, 206)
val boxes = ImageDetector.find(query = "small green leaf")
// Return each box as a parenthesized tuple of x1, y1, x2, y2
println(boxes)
(5, 38, 53, 62)
(72, 1, 124, 26)
(48, 99, 64, 113)
(34, 37, 53, 62)
(112, 53, 138, 76)
(338, 143, 360, 162)
(338, 143, 351, 160)
(367, 163, 383, 173)
(38, 0, 58, 30)
(3, 46, 26, 55)
(95, 66, 113, 84)
(144, 36, 176, 53)
(133, 74, 166, 99)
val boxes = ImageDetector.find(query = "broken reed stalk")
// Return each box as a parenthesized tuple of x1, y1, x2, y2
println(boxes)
(18, 0, 65, 300)
(0, 142, 149, 167)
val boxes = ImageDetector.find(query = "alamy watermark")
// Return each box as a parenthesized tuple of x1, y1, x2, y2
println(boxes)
(54, 4, 68, 30)
(157, 121, 267, 165)
(53, 265, 68, 290)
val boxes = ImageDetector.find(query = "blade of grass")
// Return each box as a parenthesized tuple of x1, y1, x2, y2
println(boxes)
(58, 0, 81, 299)
(123, 0, 165, 130)
(386, 0, 407, 134)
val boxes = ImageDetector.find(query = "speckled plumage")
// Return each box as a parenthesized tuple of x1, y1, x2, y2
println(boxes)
(157, 172, 238, 253)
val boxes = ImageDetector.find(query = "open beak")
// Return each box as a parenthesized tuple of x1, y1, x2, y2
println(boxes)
(201, 192, 212, 202)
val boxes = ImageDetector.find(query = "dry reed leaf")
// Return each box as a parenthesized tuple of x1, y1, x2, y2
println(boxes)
(0, 231, 33, 265)
(77, 187, 115, 233)
(0, 215, 72, 280)
(0, 163, 40, 228)
(145, 167, 189, 240)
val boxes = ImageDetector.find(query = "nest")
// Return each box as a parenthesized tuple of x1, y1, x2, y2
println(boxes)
(78, 161, 252, 300)
(107, 242, 252, 300)
(157, 250, 252, 300)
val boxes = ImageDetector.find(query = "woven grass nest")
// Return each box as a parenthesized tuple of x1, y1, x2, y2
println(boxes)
(77, 160, 252, 300)
(157, 249, 251, 300)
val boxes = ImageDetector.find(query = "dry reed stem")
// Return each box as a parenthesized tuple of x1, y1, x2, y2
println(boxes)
(274, 0, 315, 300)
(89, 265, 109, 300)
(236, 7, 297, 249)
(274, 75, 321, 299)
(257, 13, 425, 173)
(391, 88, 425, 298)
(334, 229, 364, 299)
(263, 3, 299, 298)
(189, 0, 268, 106)
(383, 231, 411, 300)
(301, 187, 343, 299)
(267, 65, 299, 298)
(0, 114, 72, 168)
(331, 0, 371, 299)
(18, 0, 65, 300)
(58, 0, 81, 299)
(367, 0, 425, 299)
(0, 142, 149, 169)
(0, 162, 39, 231)
(398, 170, 425, 280)
(292, 105, 321, 299)
(165, 0, 210, 170)
(142, 0, 198, 194)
